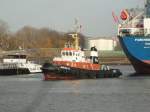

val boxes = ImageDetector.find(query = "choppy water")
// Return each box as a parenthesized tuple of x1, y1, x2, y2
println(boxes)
(0, 65, 150, 112)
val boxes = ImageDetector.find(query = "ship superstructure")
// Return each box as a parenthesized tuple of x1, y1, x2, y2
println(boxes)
(118, 0, 150, 74)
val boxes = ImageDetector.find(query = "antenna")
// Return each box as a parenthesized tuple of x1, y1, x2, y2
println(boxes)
(74, 18, 82, 33)
(69, 18, 82, 50)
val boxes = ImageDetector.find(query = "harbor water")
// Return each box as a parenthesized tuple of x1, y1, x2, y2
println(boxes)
(0, 65, 150, 112)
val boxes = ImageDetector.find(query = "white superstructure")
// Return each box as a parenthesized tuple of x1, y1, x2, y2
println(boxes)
(1, 54, 42, 73)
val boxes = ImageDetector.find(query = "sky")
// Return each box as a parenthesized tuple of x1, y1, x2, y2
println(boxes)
(0, 0, 144, 37)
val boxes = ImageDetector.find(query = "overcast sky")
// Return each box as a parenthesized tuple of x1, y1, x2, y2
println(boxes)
(0, 0, 144, 37)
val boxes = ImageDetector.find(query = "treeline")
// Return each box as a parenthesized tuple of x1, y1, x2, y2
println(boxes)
(0, 20, 85, 51)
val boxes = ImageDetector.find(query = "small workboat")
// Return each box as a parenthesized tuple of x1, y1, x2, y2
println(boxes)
(0, 53, 42, 75)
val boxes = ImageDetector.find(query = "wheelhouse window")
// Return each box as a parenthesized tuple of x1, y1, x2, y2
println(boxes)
(66, 52, 69, 56)
(73, 52, 75, 56)
(4, 55, 27, 59)
(69, 52, 72, 56)
(62, 51, 66, 56)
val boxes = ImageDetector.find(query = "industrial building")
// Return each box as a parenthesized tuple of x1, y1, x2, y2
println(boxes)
(86, 37, 117, 51)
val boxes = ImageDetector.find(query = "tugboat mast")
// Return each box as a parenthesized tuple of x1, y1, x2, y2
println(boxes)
(69, 33, 79, 50)
(69, 19, 81, 50)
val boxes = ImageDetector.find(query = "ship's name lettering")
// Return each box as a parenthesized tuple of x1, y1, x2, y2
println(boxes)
(145, 43, 150, 45)
(144, 47, 150, 48)
(135, 39, 150, 42)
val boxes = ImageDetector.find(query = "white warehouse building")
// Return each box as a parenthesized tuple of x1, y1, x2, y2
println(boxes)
(87, 37, 117, 51)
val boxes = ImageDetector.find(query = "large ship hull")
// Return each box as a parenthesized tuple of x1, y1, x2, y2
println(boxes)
(118, 36, 150, 74)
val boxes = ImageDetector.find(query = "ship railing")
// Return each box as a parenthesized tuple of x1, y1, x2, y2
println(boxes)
(0, 63, 18, 69)
(119, 11, 144, 36)
(118, 27, 144, 37)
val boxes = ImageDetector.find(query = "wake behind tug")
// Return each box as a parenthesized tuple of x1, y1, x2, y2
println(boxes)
(41, 33, 122, 80)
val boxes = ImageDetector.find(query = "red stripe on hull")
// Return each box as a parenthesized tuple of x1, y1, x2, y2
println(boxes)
(53, 61, 100, 70)
(143, 60, 150, 64)
(44, 73, 76, 81)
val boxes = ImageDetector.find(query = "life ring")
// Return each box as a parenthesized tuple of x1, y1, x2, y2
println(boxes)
(120, 9, 129, 20)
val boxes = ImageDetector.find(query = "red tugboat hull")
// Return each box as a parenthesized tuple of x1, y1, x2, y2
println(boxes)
(43, 70, 98, 81)
(41, 63, 122, 81)
(44, 73, 77, 81)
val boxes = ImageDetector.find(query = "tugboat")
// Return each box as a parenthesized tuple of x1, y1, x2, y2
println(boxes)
(41, 32, 122, 80)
